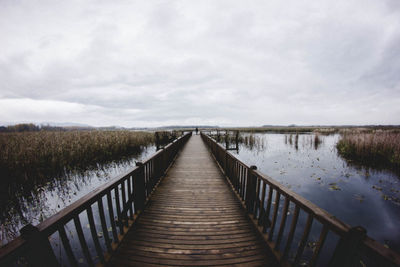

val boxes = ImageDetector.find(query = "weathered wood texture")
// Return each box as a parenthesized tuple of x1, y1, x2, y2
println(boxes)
(201, 133, 400, 267)
(108, 135, 278, 266)
(0, 133, 192, 267)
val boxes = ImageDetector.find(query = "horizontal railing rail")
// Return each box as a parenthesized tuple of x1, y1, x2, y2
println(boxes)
(201, 132, 400, 267)
(0, 132, 192, 267)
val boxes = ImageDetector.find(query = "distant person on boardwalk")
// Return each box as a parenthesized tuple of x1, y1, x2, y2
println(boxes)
(195, 127, 198, 135)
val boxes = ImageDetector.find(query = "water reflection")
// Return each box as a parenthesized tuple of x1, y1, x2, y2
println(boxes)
(0, 146, 156, 246)
(221, 133, 400, 254)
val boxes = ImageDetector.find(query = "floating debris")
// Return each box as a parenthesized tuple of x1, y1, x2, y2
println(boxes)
(372, 185, 383, 191)
(329, 183, 341, 191)
(354, 194, 365, 203)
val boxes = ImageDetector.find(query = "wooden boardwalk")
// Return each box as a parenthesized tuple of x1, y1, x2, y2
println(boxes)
(108, 135, 278, 266)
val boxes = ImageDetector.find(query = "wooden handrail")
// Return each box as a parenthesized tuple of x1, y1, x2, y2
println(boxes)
(201, 132, 400, 267)
(0, 132, 192, 266)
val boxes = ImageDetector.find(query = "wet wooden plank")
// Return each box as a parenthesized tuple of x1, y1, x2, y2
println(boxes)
(107, 135, 278, 266)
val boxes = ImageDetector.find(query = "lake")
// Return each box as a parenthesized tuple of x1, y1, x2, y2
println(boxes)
(227, 132, 400, 255)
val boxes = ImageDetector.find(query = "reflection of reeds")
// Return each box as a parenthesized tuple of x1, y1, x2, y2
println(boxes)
(241, 134, 266, 150)
(0, 131, 154, 188)
(337, 131, 400, 169)
(314, 134, 321, 149)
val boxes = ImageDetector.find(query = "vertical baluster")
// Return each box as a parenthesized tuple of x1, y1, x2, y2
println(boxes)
(246, 166, 257, 214)
(134, 162, 146, 213)
(275, 196, 290, 250)
(263, 186, 274, 233)
(235, 162, 239, 190)
(243, 166, 247, 197)
(224, 152, 228, 175)
(230, 156, 233, 182)
(241, 166, 246, 199)
(114, 186, 124, 235)
(268, 191, 281, 241)
(294, 214, 314, 265)
(254, 176, 261, 219)
(143, 163, 147, 197)
(150, 160, 153, 186)
(309, 224, 329, 267)
(73, 215, 94, 266)
(238, 165, 242, 198)
(87, 206, 105, 264)
(236, 163, 240, 194)
(146, 163, 150, 196)
(98, 198, 112, 253)
(258, 181, 267, 226)
(106, 191, 119, 243)
(58, 225, 78, 266)
(149, 160, 152, 186)
(127, 175, 134, 219)
(282, 205, 300, 260)
(234, 161, 237, 185)
(121, 180, 128, 227)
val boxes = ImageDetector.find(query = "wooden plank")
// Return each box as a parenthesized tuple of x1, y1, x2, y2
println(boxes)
(108, 135, 277, 266)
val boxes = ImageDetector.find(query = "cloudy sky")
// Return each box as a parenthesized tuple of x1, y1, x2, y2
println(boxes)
(1, 0, 400, 127)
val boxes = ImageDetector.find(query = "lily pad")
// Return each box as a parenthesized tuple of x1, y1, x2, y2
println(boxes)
(329, 183, 341, 191)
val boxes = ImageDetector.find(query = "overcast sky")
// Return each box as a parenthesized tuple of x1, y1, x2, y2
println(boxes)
(1, 0, 400, 127)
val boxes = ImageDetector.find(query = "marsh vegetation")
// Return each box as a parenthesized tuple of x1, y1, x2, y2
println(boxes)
(0, 130, 183, 245)
(0, 131, 154, 191)
(337, 130, 400, 171)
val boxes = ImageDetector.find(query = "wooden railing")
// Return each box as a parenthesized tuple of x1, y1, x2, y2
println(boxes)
(201, 132, 400, 267)
(0, 132, 192, 267)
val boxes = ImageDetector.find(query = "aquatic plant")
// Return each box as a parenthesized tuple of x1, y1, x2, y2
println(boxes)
(0, 131, 154, 190)
(337, 130, 400, 170)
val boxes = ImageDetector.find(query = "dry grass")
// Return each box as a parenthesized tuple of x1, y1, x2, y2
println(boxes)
(337, 130, 400, 169)
(0, 131, 154, 187)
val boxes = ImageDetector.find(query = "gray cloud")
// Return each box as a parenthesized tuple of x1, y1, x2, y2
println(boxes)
(1, 0, 400, 127)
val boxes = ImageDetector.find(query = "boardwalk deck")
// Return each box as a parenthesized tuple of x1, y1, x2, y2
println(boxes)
(108, 135, 278, 266)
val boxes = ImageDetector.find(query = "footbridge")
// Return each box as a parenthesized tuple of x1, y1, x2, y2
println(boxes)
(1, 133, 399, 267)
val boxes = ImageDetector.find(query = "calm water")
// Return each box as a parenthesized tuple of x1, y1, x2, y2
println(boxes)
(0, 145, 156, 247)
(230, 133, 400, 254)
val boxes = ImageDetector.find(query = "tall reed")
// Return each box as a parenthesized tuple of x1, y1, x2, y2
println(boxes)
(337, 131, 400, 169)
(0, 131, 154, 189)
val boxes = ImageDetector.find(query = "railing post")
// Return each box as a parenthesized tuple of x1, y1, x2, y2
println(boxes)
(246, 165, 257, 214)
(20, 224, 59, 267)
(134, 162, 146, 212)
(329, 226, 367, 267)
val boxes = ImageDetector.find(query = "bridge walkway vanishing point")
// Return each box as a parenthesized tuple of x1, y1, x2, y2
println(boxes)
(108, 135, 278, 266)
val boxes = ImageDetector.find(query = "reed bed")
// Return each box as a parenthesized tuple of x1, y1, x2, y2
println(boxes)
(337, 131, 400, 169)
(220, 127, 318, 133)
(0, 131, 154, 188)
